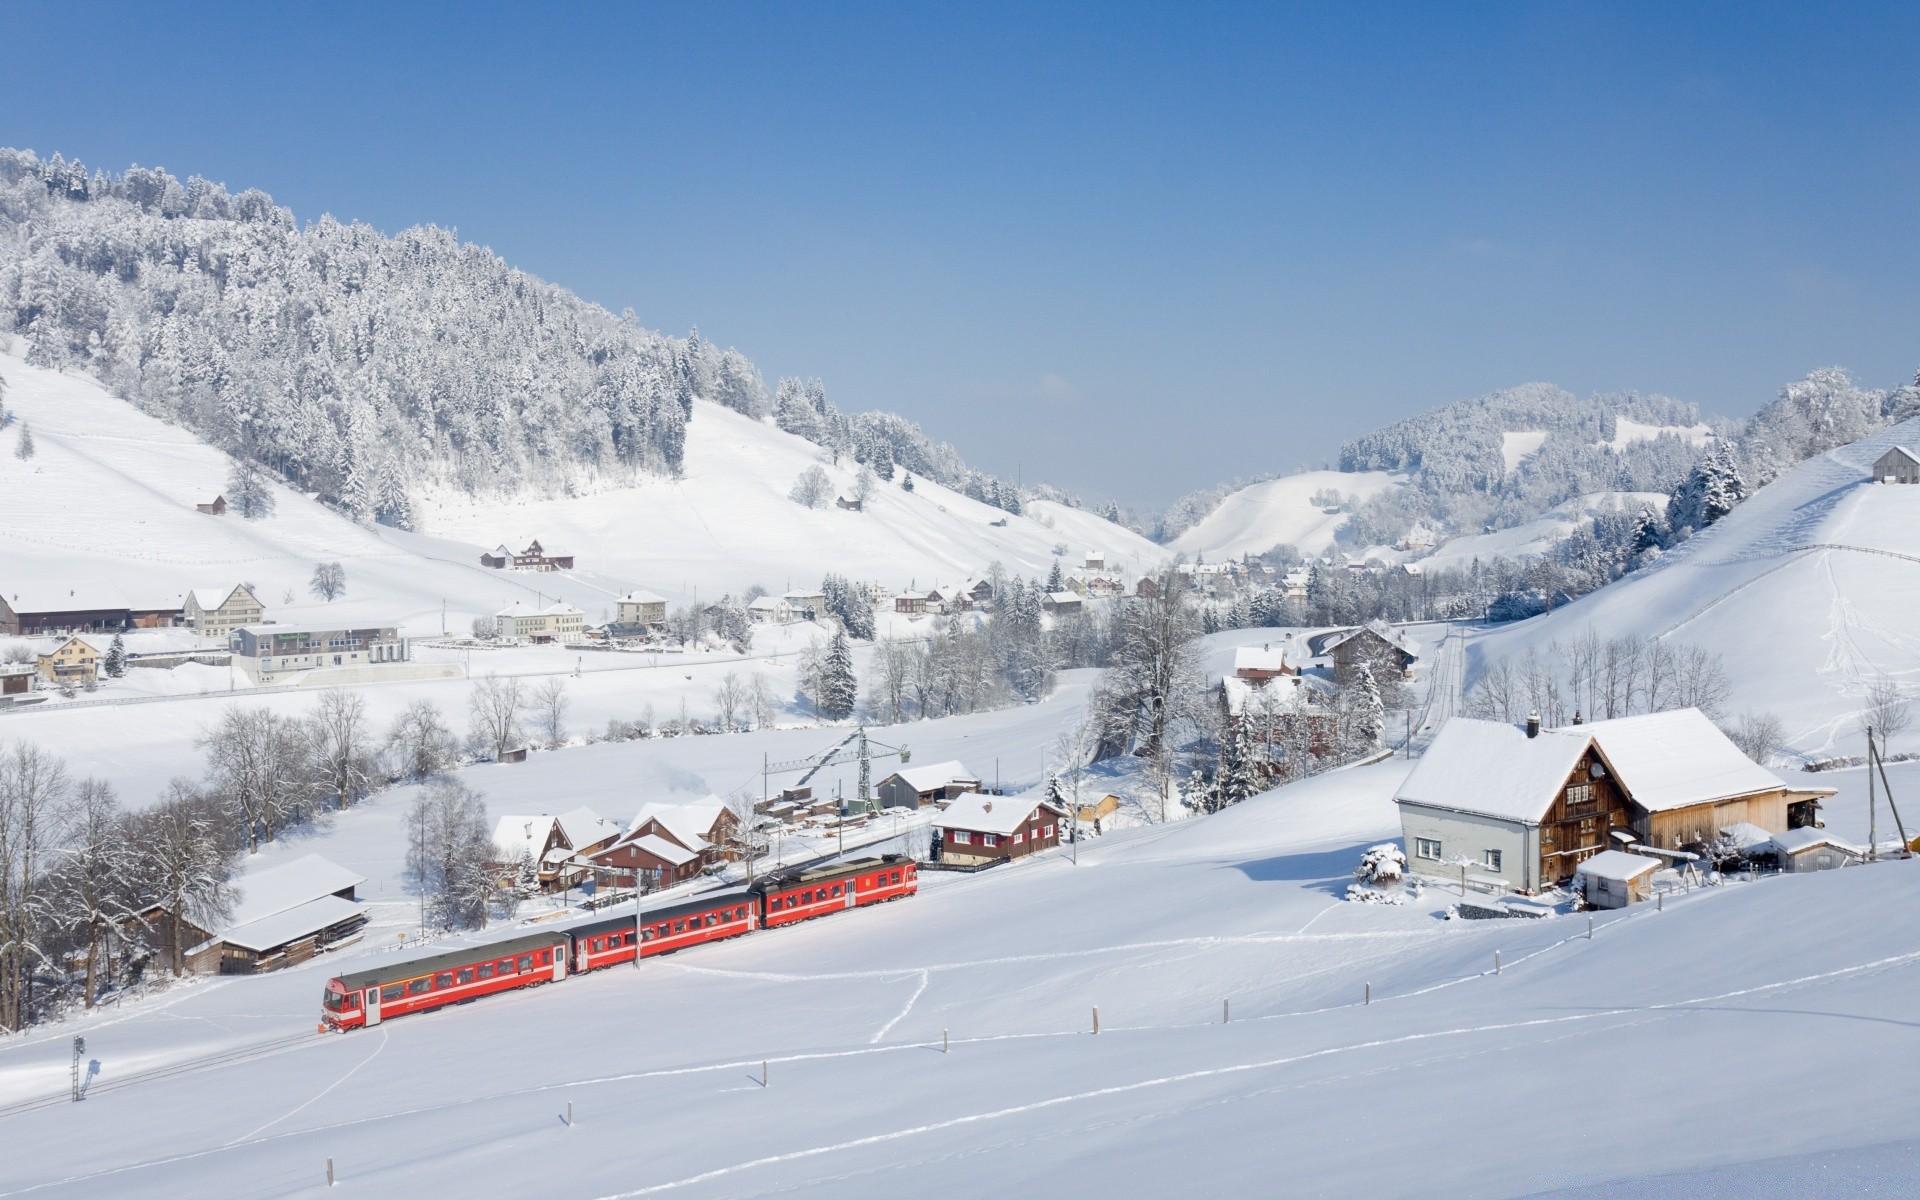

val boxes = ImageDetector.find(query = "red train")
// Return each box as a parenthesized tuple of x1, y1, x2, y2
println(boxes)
(321, 854, 918, 1031)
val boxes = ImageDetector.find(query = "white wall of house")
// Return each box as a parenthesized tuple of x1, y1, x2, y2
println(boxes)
(1398, 803, 1539, 892)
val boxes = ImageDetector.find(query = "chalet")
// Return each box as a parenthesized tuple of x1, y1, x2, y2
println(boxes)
(1399, 523, 1438, 552)
(935, 791, 1069, 867)
(585, 832, 704, 890)
(495, 601, 586, 645)
(36, 636, 99, 685)
(783, 591, 827, 621)
(185, 854, 366, 974)
(0, 580, 131, 636)
(892, 591, 930, 616)
(919, 587, 947, 614)
(480, 539, 575, 572)
(749, 595, 786, 623)
(1042, 591, 1084, 615)
(834, 494, 864, 511)
(1083, 575, 1125, 598)
(1232, 641, 1297, 683)
(875, 760, 982, 809)
(1395, 709, 1837, 894)
(955, 579, 995, 610)
(1574, 850, 1661, 909)
(1220, 673, 1338, 763)
(1134, 577, 1161, 600)
(624, 799, 738, 867)
(1084, 550, 1106, 570)
(1872, 446, 1920, 484)
(1281, 571, 1310, 601)
(183, 584, 264, 636)
(233, 624, 408, 681)
(1309, 620, 1419, 684)
(616, 590, 669, 629)
(0, 662, 34, 696)
(195, 495, 228, 515)
(491, 808, 622, 890)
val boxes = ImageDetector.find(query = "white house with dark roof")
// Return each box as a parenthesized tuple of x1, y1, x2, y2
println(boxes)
(1396, 709, 1835, 894)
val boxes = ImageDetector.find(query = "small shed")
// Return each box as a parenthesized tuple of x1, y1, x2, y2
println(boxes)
(1575, 850, 1662, 908)
(1765, 827, 1863, 873)
(875, 760, 981, 809)
(1872, 446, 1920, 484)
(195, 495, 227, 516)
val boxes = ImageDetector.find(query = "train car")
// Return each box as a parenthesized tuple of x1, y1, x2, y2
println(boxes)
(750, 853, 918, 929)
(321, 930, 568, 1031)
(568, 888, 759, 972)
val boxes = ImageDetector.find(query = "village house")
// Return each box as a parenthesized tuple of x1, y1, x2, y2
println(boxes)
(1872, 445, 1920, 484)
(748, 595, 786, 623)
(183, 584, 264, 636)
(494, 601, 586, 645)
(892, 591, 930, 616)
(0, 580, 131, 636)
(490, 807, 623, 890)
(584, 829, 705, 891)
(195, 494, 227, 515)
(1309, 619, 1419, 685)
(1219, 673, 1338, 765)
(181, 854, 366, 974)
(875, 760, 983, 809)
(1084, 550, 1106, 570)
(935, 791, 1069, 867)
(233, 624, 408, 681)
(624, 799, 739, 868)
(1135, 576, 1161, 599)
(1042, 591, 1083, 615)
(36, 636, 100, 685)
(615, 590, 669, 629)
(480, 538, 576, 571)
(783, 591, 827, 621)
(954, 578, 995, 610)
(1394, 709, 1837, 895)
(1082, 574, 1125, 598)
(1232, 640, 1298, 683)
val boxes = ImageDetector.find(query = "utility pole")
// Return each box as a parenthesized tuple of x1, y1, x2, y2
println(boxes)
(1869, 726, 1879, 861)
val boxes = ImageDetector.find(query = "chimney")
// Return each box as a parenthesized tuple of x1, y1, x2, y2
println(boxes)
(1572, 711, 1583, 725)
(982, 800, 993, 813)
(1525, 712, 1541, 739)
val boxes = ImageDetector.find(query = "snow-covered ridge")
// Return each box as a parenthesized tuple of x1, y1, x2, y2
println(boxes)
(1168, 469, 1403, 561)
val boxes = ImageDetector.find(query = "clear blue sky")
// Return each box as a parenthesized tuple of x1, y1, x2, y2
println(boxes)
(5, 3, 1918, 506)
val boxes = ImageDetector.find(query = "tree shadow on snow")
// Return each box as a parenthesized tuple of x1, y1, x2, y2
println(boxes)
(1224, 844, 1366, 899)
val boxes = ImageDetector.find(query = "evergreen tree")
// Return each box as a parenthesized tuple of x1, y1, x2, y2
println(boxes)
(817, 629, 858, 720)
(103, 633, 127, 678)
(1045, 560, 1064, 592)
(1698, 444, 1747, 526)
(900, 472, 914, 492)
(1350, 662, 1385, 750)
(1631, 507, 1665, 555)
(1215, 719, 1261, 809)
(14, 422, 32, 460)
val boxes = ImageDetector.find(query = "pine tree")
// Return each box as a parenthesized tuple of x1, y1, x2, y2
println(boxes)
(1351, 662, 1385, 750)
(900, 472, 914, 492)
(1631, 507, 1665, 555)
(103, 633, 127, 678)
(1216, 719, 1261, 809)
(818, 629, 858, 720)
(14, 422, 33, 460)
(1045, 560, 1064, 592)
(1699, 444, 1747, 526)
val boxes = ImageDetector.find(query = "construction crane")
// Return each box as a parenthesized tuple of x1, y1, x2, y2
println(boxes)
(760, 726, 910, 814)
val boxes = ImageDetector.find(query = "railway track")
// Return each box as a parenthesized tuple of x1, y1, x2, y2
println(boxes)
(0, 1030, 334, 1122)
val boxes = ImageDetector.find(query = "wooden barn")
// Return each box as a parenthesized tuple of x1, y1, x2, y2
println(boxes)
(1574, 850, 1662, 908)
(1872, 445, 1920, 484)
(875, 761, 981, 809)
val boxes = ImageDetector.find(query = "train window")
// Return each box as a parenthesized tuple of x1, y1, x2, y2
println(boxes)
(436, 973, 454, 989)
(478, 962, 495, 979)
(736, 906, 748, 920)
(382, 984, 404, 1002)
(769, 897, 782, 911)
(673, 920, 685, 933)
(890, 871, 902, 884)
(499, 959, 514, 974)
(457, 968, 475, 984)
(802, 890, 813, 904)
(539, 950, 551, 965)
(591, 937, 603, 953)
(517, 956, 533, 972)
(830, 884, 843, 897)
(407, 978, 428, 996)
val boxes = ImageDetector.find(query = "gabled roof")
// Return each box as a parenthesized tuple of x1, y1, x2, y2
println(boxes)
(1575, 850, 1662, 882)
(220, 895, 365, 953)
(618, 590, 668, 605)
(188, 584, 256, 611)
(1568, 708, 1785, 813)
(492, 814, 562, 862)
(223, 854, 364, 931)
(936, 790, 1067, 836)
(556, 806, 620, 849)
(1311, 620, 1418, 659)
(1233, 643, 1289, 673)
(749, 596, 784, 611)
(1768, 826, 1863, 855)
(41, 636, 100, 656)
(882, 760, 978, 793)
(607, 832, 699, 867)
(1878, 445, 1920, 466)
(2, 580, 130, 614)
(1395, 720, 1592, 823)
(1046, 591, 1081, 604)
(626, 800, 726, 853)
(1221, 674, 1327, 717)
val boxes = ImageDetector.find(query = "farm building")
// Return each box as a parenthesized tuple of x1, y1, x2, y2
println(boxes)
(0, 580, 131, 635)
(195, 494, 227, 515)
(1872, 446, 1920, 484)
(491, 807, 623, 890)
(480, 539, 575, 571)
(935, 791, 1069, 867)
(1574, 850, 1662, 908)
(183, 584, 264, 636)
(1042, 591, 1083, 615)
(1309, 620, 1419, 685)
(1395, 709, 1836, 894)
(185, 854, 367, 974)
(875, 761, 982, 809)
(624, 799, 739, 868)
(584, 833, 704, 891)
(1765, 827, 1864, 873)
(1232, 640, 1298, 683)
(1219, 673, 1338, 764)
(0, 662, 34, 696)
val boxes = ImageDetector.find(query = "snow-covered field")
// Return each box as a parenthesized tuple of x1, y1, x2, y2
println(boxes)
(1421, 490, 1669, 570)
(1170, 469, 1403, 561)
(1471, 416, 1920, 758)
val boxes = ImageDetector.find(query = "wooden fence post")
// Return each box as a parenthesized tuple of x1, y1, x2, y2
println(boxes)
(1495, 950, 1501, 975)
(1587, 915, 1593, 940)
(762, 1060, 768, 1087)
(327, 1158, 335, 1188)
(1364, 982, 1371, 1005)
(943, 1028, 949, 1053)
(1222, 999, 1229, 1024)
(1092, 1006, 1100, 1035)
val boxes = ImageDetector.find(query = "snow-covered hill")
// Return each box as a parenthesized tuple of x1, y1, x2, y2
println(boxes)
(1422, 490, 1669, 570)
(1470, 415, 1920, 757)
(0, 349, 1162, 636)
(1168, 469, 1403, 561)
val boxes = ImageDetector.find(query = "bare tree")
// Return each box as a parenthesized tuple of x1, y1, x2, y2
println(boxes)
(387, 699, 457, 781)
(467, 674, 525, 760)
(304, 688, 374, 810)
(747, 672, 777, 730)
(52, 778, 133, 1007)
(1725, 711, 1786, 765)
(198, 706, 303, 852)
(309, 561, 347, 602)
(1673, 643, 1731, 717)
(471, 615, 498, 641)
(711, 672, 745, 732)
(406, 777, 503, 931)
(871, 640, 912, 724)
(1863, 675, 1913, 745)
(724, 790, 771, 882)
(135, 779, 237, 977)
(789, 465, 831, 509)
(0, 741, 72, 1030)
(531, 677, 570, 748)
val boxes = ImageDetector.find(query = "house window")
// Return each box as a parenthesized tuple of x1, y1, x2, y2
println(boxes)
(1567, 783, 1592, 807)
(1416, 838, 1442, 860)
(1013, 831, 1025, 844)
(1484, 850, 1502, 872)
(982, 834, 999, 848)
(951, 830, 971, 845)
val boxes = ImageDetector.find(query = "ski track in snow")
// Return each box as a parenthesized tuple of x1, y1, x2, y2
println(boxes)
(869, 971, 930, 1044)
(223, 1027, 389, 1147)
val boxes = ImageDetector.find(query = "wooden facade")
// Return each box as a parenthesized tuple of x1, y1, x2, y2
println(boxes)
(936, 802, 1065, 867)
(1537, 746, 1634, 884)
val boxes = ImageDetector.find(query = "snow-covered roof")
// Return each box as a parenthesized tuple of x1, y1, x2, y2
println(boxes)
(219, 895, 365, 954)
(1312, 619, 1418, 659)
(1046, 591, 1082, 604)
(1233, 644, 1289, 673)
(618, 590, 668, 605)
(239, 622, 394, 638)
(1880, 445, 1920, 466)
(224, 854, 364, 931)
(1718, 822, 1775, 850)
(492, 814, 560, 863)
(883, 760, 978, 794)
(1395, 720, 1591, 823)
(893, 591, 928, 601)
(627, 800, 725, 853)
(936, 790, 1065, 836)
(749, 596, 784, 611)
(1575, 850, 1662, 882)
(620, 832, 699, 866)
(2, 579, 129, 613)
(1221, 674, 1326, 717)
(557, 806, 620, 849)
(1768, 827, 1863, 856)
(1566, 708, 1785, 813)
(783, 591, 824, 602)
(187, 585, 249, 611)
(542, 846, 576, 865)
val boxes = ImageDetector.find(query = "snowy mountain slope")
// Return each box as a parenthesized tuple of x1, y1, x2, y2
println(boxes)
(1420, 491, 1669, 569)
(1600, 417, 1713, 452)
(4, 734, 1919, 1198)
(1168, 469, 1403, 561)
(1499, 429, 1548, 473)
(1469, 415, 1920, 757)
(417, 398, 1163, 595)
